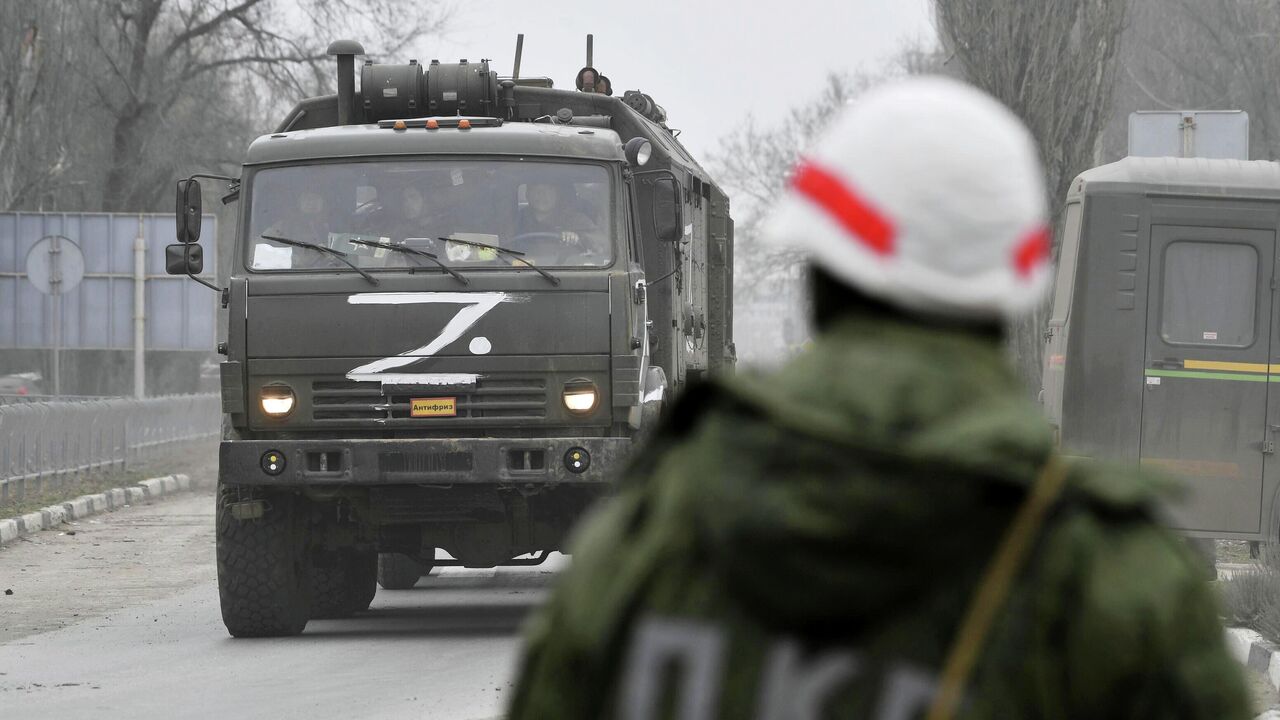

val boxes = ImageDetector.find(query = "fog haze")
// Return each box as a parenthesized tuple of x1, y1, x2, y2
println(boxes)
(418, 1, 935, 161)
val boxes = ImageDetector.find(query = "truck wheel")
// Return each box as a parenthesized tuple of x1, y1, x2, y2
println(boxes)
(377, 552, 424, 590)
(311, 549, 378, 618)
(216, 484, 310, 637)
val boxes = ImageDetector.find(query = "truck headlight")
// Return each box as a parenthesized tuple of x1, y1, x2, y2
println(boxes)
(562, 381, 598, 415)
(260, 384, 296, 417)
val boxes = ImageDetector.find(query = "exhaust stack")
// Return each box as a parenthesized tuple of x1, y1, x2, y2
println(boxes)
(327, 39, 366, 126)
(513, 33, 524, 80)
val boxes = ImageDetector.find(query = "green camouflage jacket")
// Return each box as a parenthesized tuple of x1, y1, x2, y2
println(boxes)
(508, 311, 1250, 719)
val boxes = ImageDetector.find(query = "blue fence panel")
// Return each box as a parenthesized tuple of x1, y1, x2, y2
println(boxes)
(15, 272, 43, 347)
(0, 277, 14, 346)
(0, 212, 217, 351)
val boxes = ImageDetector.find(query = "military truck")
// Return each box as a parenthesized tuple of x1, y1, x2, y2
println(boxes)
(168, 40, 735, 636)
(1042, 156, 1280, 545)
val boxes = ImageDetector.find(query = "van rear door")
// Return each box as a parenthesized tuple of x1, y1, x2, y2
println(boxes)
(1141, 225, 1274, 534)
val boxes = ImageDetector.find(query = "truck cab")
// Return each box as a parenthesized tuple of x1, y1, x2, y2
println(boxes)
(168, 41, 734, 637)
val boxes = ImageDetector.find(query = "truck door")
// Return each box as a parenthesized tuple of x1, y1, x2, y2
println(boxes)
(1141, 225, 1274, 534)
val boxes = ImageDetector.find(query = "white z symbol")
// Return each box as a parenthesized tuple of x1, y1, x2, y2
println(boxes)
(345, 292, 514, 386)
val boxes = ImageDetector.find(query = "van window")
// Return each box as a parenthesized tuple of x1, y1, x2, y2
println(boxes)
(1160, 241, 1257, 347)
(1049, 202, 1083, 323)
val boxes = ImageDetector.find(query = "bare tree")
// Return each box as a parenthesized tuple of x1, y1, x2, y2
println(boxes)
(89, 0, 451, 211)
(934, 0, 1127, 210)
(933, 0, 1128, 385)
(0, 5, 97, 211)
(1104, 0, 1280, 162)
(0, 0, 450, 213)
(711, 74, 878, 309)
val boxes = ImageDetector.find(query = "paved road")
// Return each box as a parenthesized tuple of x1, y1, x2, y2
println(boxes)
(0, 488, 563, 719)
(4, 483, 1277, 719)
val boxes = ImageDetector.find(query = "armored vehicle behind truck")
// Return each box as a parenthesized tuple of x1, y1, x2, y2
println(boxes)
(169, 40, 734, 636)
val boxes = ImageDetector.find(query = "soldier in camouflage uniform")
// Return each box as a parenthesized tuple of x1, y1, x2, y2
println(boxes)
(508, 77, 1250, 719)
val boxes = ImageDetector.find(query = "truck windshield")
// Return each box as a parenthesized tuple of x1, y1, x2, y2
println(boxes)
(246, 160, 613, 271)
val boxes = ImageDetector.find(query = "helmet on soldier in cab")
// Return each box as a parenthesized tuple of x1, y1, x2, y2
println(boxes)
(764, 76, 1050, 321)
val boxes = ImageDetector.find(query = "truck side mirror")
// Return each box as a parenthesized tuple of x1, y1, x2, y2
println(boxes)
(176, 179, 203, 243)
(653, 177, 683, 242)
(166, 243, 204, 275)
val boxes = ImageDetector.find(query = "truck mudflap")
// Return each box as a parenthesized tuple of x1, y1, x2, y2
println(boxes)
(219, 437, 632, 486)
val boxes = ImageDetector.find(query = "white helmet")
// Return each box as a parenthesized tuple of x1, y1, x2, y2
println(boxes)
(763, 76, 1050, 320)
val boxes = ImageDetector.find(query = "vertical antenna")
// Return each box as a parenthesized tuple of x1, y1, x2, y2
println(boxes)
(513, 33, 524, 80)
(586, 34, 593, 67)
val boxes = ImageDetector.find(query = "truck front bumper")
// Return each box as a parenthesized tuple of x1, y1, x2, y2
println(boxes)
(219, 437, 632, 487)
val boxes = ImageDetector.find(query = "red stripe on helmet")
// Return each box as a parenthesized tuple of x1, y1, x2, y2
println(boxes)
(1013, 226, 1051, 278)
(791, 161, 895, 256)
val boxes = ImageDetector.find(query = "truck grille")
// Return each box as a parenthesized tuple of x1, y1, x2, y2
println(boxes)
(310, 378, 547, 423)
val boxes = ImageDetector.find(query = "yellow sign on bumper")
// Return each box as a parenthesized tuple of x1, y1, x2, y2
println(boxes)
(411, 397, 457, 417)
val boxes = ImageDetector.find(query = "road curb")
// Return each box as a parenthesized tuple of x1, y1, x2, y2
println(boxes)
(0, 472, 209, 548)
(1228, 627, 1280, 694)
(17, 511, 43, 534)
(61, 495, 91, 520)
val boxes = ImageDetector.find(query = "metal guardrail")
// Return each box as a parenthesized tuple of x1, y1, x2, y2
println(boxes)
(0, 394, 115, 406)
(0, 394, 219, 504)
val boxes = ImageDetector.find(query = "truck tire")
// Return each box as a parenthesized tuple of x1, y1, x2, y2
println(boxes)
(377, 552, 425, 590)
(216, 485, 310, 637)
(311, 549, 378, 618)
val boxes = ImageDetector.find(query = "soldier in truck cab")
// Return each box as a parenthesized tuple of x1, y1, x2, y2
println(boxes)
(383, 184, 454, 245)
(389, 185, 428, 241)
(256, 188, 335, 268)
(517, 181, 600, 249)
(270, 188, 330, 244)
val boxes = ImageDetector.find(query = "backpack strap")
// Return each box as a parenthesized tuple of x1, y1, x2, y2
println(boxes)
(925, 455, 1071, 720)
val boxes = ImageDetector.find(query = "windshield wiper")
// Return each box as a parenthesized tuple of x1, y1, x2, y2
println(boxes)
(259, 234, 379, 285)
(437, 236, 561, 286)
(347, 238, 468, 285)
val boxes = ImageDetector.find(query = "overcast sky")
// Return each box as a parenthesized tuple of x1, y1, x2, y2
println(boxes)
(410, 1, 936, 162)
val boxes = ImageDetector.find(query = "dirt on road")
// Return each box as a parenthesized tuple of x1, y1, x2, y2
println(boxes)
(0, 482, 215, 643)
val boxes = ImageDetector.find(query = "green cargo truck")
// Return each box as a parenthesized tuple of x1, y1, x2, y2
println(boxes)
(168, 40, 735, 636)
